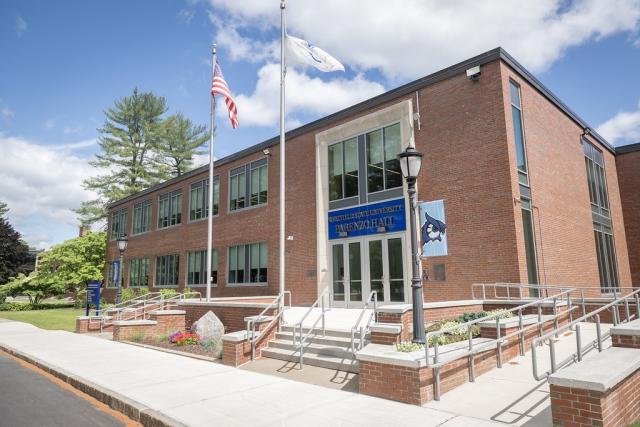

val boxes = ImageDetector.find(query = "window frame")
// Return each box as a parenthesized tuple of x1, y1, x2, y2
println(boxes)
(509, 80, 530, 187)
(128, 258, 149, 288)
(227, 242, 268, 286)
(157, 189, 182, 229)
(328, 137, 360, 202)
(583, 140, 611, 218)
(154, 254, 180, 287)
(365, 122, 403, 195)
(132, 200, 152, 235)
(186, 249, 218, 287)
(229, 158, 268, 213)
(189, 177, 220, 222)
(110, 208, 128, 241)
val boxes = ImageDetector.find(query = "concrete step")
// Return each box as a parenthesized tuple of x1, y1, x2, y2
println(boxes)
(280, 324, 369, 340)
(268, 339, 356, 359)
(261, 347, 359, 373)
(275, 331, 369, 348)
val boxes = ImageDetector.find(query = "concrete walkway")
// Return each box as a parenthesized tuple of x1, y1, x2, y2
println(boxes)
(0, 321, 499, 427)
(424, 321, 612, 426)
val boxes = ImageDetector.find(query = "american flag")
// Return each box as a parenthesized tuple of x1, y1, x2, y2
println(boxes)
(211, 63, 239, 129)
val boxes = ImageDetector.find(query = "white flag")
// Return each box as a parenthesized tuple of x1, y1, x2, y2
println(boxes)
(286, 34, 344, 72)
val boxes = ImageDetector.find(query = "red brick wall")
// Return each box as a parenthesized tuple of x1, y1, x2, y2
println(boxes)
(550, 370, 640, 427)
(221, 319, 278, 367)
(180, 303, 277, 333)
(612, 334, 640, 349)
(616, 149, 640, 285)
(500, 62, 631, 289)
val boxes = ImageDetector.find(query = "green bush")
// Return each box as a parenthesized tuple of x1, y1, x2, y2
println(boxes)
(74, 289, 87, 308)
(159, 289, 177, 299)
(396, 341, 424, 353)
(0, 302, 75, 311)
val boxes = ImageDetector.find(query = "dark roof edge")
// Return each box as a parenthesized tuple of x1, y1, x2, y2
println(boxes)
(108, 46, 615, 209)
(616, 142, 640, 154)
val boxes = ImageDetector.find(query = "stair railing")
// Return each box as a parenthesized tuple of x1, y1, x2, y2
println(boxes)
(247, 291, 291, 360)
(350, 291, 378, 354)
(291, 288, 332, 369)
(531, 288, 640, 381)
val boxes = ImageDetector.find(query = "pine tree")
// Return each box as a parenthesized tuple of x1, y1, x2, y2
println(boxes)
(160, 113, 210, 176)
(0, 217, 32, 285)
(0, 201, 8, 218)
(76, 88, 170, 225)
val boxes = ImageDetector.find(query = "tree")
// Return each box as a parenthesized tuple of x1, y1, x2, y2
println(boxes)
(0, 217, 31, 285)
(76, 88, 171, 225)
(35, 232, 106, 293)
(2, 272, 63, 305)
(159, 113, 209, 176)
(0, 201, 8, 218)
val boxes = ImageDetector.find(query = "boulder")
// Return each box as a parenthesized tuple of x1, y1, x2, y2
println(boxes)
(191, 311, 225, 357)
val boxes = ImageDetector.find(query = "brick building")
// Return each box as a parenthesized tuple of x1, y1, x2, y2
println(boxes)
(104, 47, 634, 306)
(616, 143, 640, 285)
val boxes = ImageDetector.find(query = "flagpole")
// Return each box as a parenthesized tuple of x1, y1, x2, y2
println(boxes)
(279, 0, 286, 309)
(206, 44, 217, 302)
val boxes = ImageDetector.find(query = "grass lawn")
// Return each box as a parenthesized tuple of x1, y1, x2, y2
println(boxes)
(0, 308, 86, 332)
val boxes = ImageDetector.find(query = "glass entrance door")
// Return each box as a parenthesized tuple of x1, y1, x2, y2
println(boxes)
(331, 241, 363, 306)
(331, 234, 406, 307)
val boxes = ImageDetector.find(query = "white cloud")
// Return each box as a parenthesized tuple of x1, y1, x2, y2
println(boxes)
(209, 0, 640, 79)
(15, 16, 27, 36)
(1, 107, 14, 120)
(0, 134, 98, 242)
(63, 123, 83, 134)
(177, 8, 195, 24)
(44, 119, 56, 129)
(209, 15, 278, 64)
(226, 63, 384, 127)
(596, 99, 640, 145)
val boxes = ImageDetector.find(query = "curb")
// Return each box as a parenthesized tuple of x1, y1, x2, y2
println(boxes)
(0, 343, 187, 427)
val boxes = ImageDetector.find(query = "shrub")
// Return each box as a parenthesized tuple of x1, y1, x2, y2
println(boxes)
(74, 289, 87, 308)
(396, 341, 424, 353)
(130, 331, 146, 343)
(200, 337, 223, 358)
(0, 302, 74, 311)
(159, 289, 177, 299)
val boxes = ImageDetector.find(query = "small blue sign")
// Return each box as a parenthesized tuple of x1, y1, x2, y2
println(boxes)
(328, 198, 406, 240)
(86, 280, 101, 316)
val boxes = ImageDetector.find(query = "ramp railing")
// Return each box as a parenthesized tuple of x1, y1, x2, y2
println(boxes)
(531, 289, 640, 381)
(291, 288, 332, 369)
(350, 291, 378, 354)
(247, 291, 291, 360)
(425, 287, 579, 400)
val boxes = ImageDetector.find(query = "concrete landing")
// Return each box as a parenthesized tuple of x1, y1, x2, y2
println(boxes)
(424, 321, 613, 426)
(282, 307, 373, 331)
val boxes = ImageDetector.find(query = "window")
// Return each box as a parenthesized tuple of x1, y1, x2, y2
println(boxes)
(520, 198, 538, 287)
(187, 250, 218, 286)
(228, 242, 267, 284)
(510, 82, 529, 186)
(132, 201, 151, 235)
(189, 178, 220, 221)
(155, 254, 180, 287)
(230, 159, 268, 211)
(593, 223, 619, 291)
(583, 141, 610, 217)
(110, 208, 128, 240)
(329, 137, 359, 201)
(250, 162, 268, 206)
(366, 123, 402, 193)
(129, 258, 149, 287)
(158, 190, 182, 228)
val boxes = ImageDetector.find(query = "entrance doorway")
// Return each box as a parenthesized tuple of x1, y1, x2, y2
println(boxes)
(330, 234, 406, 307)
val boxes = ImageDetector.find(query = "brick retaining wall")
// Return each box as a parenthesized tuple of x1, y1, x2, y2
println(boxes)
(179, 302, 277, 332)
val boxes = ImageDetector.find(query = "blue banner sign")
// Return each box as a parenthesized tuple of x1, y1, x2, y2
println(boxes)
(328, 198, 406, 240)
(86, 280, 101, 316)
(419, 199, 448, 257)
(111, 260, 120, 285)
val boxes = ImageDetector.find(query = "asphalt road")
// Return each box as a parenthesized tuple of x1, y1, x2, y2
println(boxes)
(0, 352, 125, 427)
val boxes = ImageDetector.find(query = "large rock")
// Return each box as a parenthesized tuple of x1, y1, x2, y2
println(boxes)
(191, 311, 225, 357)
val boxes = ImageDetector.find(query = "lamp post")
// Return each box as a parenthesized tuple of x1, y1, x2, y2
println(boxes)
(397, 147, 426, 344)
(116, 234, 128, 304)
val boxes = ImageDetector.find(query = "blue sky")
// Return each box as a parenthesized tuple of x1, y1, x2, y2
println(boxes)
(1, 0, 640, 249)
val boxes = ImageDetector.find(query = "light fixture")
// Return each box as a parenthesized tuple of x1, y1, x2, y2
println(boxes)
(262, 148, 271, 156)
(398, 146, 423, 180)
(117, 234, 128, 253)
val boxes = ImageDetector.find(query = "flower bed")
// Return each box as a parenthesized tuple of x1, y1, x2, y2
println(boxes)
(133, 330, 223, 359)
(397, 309, 513, 352)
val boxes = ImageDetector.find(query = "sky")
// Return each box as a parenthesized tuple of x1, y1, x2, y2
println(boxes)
(1, 0, 640, 250)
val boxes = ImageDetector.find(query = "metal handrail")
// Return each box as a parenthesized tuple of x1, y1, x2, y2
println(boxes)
(425, 287, 580, 401)
(292, 288, 332, 368)
(247, 291, 292, 360)
(350, 291, 378, 354)
(89, 292, 165, 330)
(531, 289, 640, 381)
(472, 283, 576, 301)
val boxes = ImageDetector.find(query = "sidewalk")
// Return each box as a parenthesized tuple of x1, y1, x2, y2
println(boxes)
(0, 321, 499, 427)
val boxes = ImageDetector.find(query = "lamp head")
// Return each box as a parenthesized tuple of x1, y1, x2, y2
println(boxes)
(397, 146, 423, 180)
(117, 234, 128, 252)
